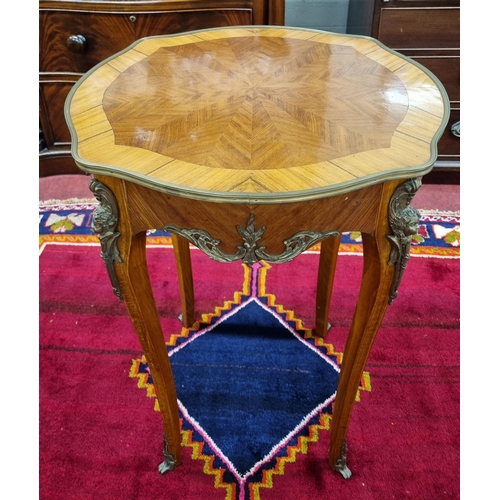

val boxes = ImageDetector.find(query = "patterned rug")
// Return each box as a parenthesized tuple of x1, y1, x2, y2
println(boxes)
(130, 259, 373, 499)
(39, 203, 460, 500)
(39, 202, 459, 258)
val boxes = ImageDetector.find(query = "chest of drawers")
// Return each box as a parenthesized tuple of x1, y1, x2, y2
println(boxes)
(371, 0, 460, 171)
(39, 0, 284, 176)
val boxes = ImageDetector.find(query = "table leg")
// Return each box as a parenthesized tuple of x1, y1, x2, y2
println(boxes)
(315, 236, 341, 338)
(120, 230, 183, 472)
(326, 178, 421, 478)
(92, 176, 182, 472)
(328, 230, 394, 478)
(172, 234, 195, 328)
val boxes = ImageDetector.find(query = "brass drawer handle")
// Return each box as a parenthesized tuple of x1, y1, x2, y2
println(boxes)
(67, 34, 87, 53)
(451, 121, 460, 138)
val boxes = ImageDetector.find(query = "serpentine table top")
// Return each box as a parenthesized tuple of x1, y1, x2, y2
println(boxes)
(65, 26, 447, 202)
(65, 26, 449, 480)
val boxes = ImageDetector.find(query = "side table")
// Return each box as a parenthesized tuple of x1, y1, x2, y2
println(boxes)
(65, 26, 448, 478)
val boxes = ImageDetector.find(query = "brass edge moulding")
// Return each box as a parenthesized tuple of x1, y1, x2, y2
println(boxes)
(72, 160, 436, 205)
(64, 26, 450, 204)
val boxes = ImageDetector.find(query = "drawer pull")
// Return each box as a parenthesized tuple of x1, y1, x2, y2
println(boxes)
(67, 34, 87, 53)
(129, 15, 137, 23)
(451, 121, 460, 138)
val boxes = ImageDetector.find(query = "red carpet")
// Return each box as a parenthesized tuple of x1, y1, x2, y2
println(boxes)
(39, 206, 459, 499)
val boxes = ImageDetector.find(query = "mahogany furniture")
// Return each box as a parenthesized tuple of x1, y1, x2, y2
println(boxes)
(371, 0, 460, 171)
(39, 0, 284, 177)
(65, 27, 449, 478)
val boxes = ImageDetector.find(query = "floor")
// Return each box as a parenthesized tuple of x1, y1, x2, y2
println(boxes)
(39, 171, 460, 213)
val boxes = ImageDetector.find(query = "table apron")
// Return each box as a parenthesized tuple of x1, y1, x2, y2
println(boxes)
(121, 180, 384, 255)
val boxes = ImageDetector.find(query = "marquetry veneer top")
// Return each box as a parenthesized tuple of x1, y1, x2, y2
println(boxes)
(65, 27, 449, 203)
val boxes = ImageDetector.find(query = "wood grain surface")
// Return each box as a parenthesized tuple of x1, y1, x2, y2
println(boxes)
(66, 27, 449, 202)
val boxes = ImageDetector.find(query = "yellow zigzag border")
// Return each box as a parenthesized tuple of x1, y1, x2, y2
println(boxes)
(249, 413, 332, 499)
(181, 427, 237, 500)
(164, 264, 252, 348)
(129, 260, 371, 498)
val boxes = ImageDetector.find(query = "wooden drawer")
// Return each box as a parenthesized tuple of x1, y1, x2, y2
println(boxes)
(40, 9, 252, 73)
(377, 7, 459, 49)
(371, 1, 460, 171)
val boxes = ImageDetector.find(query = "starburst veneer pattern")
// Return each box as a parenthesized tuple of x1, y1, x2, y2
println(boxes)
(103, 38, 408, 170)
(68, 27, 447, 201)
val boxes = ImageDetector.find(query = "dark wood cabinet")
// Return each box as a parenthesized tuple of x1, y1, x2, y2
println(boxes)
(371, 0, 460, 171)
(39, 0, 285, 176)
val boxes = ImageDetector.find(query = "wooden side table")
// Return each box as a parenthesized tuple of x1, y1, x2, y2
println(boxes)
(65, 27, 448, 478)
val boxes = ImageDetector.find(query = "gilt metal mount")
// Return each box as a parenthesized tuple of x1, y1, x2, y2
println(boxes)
(335, 440, 352, 479)
(158, 434, 176, 474)
(89, 179, 123, 300)
(164, 214, 339, 266)
(386, 178, 421, 304)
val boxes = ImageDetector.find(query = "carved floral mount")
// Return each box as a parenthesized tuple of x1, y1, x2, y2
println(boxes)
(386, 178, 422, 304)
(89, 179, 123, 300)
(164, 214, 340, 266)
